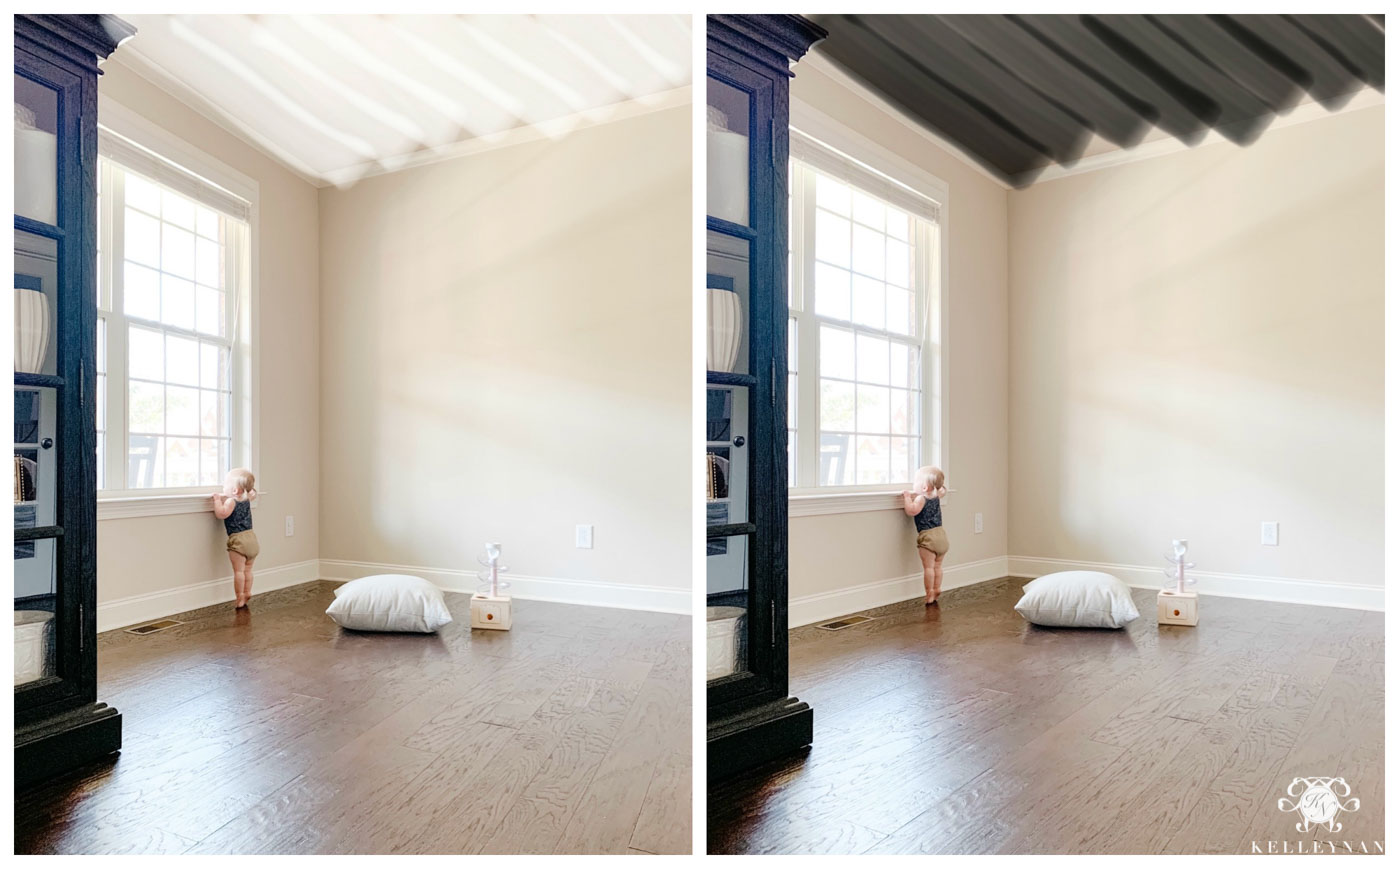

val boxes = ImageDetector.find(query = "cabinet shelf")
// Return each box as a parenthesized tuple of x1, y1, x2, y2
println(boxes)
(707, 521, 756, 539)
(15, 215, 64, 239)
(15, 525, 63, 542)
(707, 215, 758, 241)
(14, 373, 64, 389)
(707, 371, 756, 387)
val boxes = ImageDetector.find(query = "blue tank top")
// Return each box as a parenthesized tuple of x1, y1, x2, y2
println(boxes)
(223, 499, 253, 535)
(913, 496, 942, 532)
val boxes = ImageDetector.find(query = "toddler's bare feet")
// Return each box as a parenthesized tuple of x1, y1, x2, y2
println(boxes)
(925, 593, 939, 605)
(235, 597, 247, 609)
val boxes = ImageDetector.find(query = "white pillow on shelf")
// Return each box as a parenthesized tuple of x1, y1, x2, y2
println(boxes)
(1014, 570, 1140, 629)
(325, 574, 453, 633)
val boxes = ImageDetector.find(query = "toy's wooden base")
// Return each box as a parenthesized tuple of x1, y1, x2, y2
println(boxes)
(1157, 589, 1199, 626)
(470, 593, 512, 630)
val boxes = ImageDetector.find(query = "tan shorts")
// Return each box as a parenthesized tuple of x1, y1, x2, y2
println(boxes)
(917, 526, 949, 557)
(227, 530, 260, 560)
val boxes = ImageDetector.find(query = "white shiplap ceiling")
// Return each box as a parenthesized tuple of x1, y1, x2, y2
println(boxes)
(112, 14, 691, 187)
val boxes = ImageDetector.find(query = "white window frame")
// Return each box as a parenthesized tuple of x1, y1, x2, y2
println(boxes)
(786, 100, 950, 517)
(94, 96, 259, 520)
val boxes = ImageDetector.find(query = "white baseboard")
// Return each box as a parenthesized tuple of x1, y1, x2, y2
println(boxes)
(318, 559, 691, 615)
(95, 558, 321, 632)
(1007, 556, 1384, 612)
(789, 555, 1009, 628)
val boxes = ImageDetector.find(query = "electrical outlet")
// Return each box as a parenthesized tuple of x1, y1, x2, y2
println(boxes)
(285, 515, 294, 537)
(974, 512, 983, 534)
(576, 524, 593, 549)
(1261, 521, 1278, 546)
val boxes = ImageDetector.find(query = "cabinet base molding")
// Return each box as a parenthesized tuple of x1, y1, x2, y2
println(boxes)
(15, 702, 122, 790)
(708, 696, 813, 782)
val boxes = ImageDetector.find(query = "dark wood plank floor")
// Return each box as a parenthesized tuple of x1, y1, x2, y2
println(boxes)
(709, 577, 1384, 855)
(16, 581, 691, 855)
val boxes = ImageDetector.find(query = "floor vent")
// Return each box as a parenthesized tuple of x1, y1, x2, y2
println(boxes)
(125, 619, 183, 635)
(817, 615, 874, 631)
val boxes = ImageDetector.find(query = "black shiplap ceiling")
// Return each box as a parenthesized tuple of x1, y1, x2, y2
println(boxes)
(809, 14, 1385, 186)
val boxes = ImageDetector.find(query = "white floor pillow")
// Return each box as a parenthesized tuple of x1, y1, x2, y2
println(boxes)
(1014, 570, 1140, 629)
(326, 574, 453, 633)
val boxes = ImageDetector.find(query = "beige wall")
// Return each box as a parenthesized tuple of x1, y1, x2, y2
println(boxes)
(96, 61, 321, 606)
(1008, 106, 1384, 589)
(787, 62, 1011, 602)
(317, 106, 691, 596)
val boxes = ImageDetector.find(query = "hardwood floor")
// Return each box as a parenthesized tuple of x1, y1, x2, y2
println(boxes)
(15, 581, 691, 855)
(708, 577, 1385, 855)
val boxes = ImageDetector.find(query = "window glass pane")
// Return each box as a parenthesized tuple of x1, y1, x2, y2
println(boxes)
(196, 286, 222, 336)
(813, 209, 850, 268)
(891, 436, 911, 483)
(165, 437, 198, 487)
(887, 209, 910, 242)
(819, 433, 855, 485)
(890, 342, 909, 388)
(161, 275, 195, 330)
(200, 437, 222, 485)
(891, 388, 912, 435)
(124, 173, 162, 216)
(856, 335, 889, 386)
(123, 262, 160, 321)
(195, 237, 220, 287)
(200, 342, 224, 389)
(888, 288, 913, 336)
(857, 384, 890, 434)
(125, 209, 161, 268)
(852, 190, 884, 229)
(196, 206, 219, 240)
(852, 274, 884, 330)
(161, 225, 196, 280)
(887, 239, 911, 288)
(815, 174, 849, 216)
(128, 326, 164, 381)
(856, 435, 891, 485)
(166, 334, 199, 386)
(851, 225, 884, 280)
(199, 389, 221, 437)
(128, 381, 163, 434)
(813, 262, 850, 321)
(819, 379, 854, 431)
(162, 190, 195, 229)
(128, 435, 163, 488)
(819, 327, 853, 381)
(166, 386, 199, 435)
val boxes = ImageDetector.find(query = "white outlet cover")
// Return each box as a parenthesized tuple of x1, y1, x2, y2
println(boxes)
(1261, 521, 1279, 546)
(285, 515, 294, 537)
(576, 524, 593, 549)
(974, 512, 984, 534)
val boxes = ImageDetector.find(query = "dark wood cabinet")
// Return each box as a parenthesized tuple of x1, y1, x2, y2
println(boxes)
(14, 13, 133, 789)
(705, 14, 825, 781)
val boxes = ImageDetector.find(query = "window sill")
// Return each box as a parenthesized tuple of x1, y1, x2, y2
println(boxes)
(789, 490, 904, 517)
(97, 492, 258, 521)
(788, 487, 956, 518)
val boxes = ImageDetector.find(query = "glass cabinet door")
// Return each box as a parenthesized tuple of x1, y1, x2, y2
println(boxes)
(707, 77, 750, 227)
(13, 48, 86, 703)
(14, 73, 60, 227)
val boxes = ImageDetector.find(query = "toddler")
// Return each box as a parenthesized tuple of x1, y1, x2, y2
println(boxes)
(212, 467, 259, 608)
(902, 465, 948, 605)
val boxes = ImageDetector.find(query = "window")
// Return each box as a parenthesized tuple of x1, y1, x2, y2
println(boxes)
(96, 127, 252, 497)
(788, 131, 943, 492)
